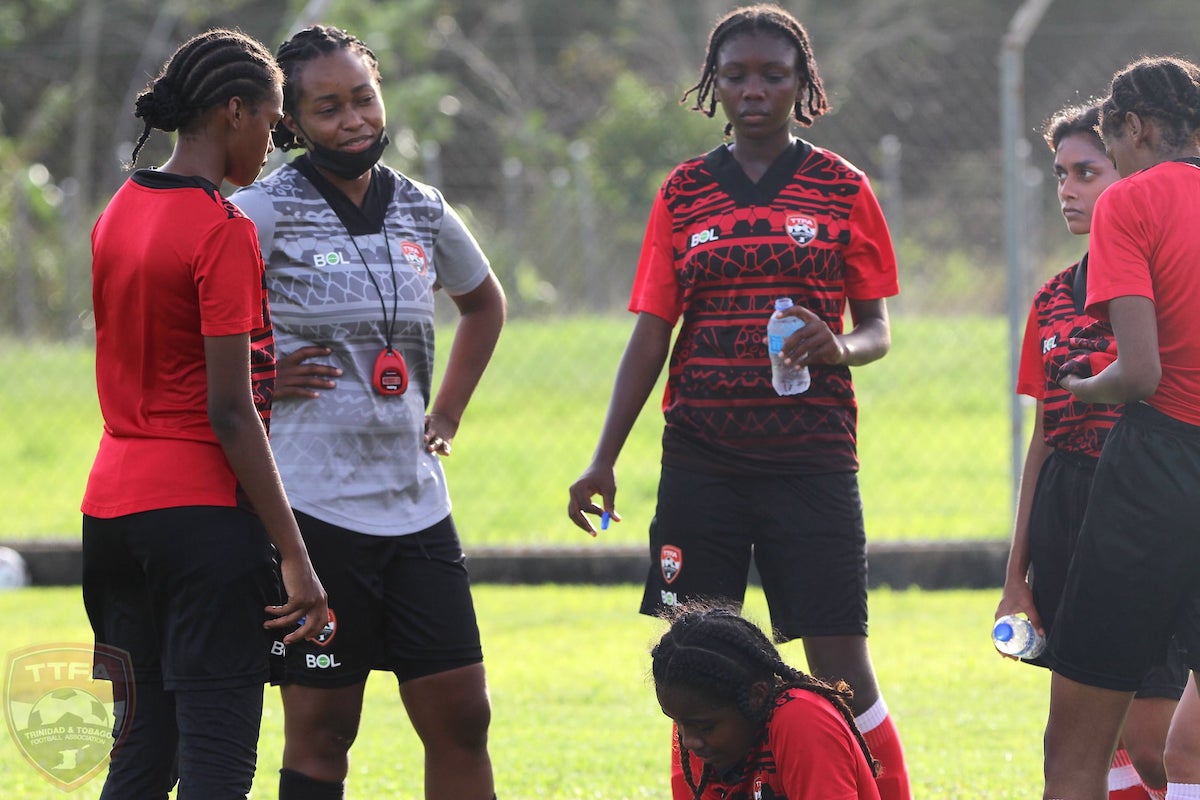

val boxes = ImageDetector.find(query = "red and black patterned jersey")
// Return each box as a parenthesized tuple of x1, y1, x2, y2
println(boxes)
(630, 141, 898, 475)
(249, 287, 276, 435)
(1016, 256, 1121, 458)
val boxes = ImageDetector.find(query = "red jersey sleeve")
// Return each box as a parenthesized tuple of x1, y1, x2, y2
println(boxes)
(196, 215, 266, 337)
(843, 177, 900, 301)
(1085, 184, 1155, 320)
(629, 190, 684, 324)
(1016, 303, 1045, 399)
(771, 692, 881, 800)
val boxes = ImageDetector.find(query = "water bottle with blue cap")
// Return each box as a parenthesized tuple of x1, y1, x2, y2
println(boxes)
(993, 613, 1046, 659)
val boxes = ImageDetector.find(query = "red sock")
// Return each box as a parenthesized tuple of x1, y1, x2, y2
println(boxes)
(1108, 787, 1153, 799)
(1108, 747, 1151, 799)
(858, 701, 911, 800)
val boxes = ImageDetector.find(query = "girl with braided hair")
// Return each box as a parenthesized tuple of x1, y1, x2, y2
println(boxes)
(652, 604, 879, 800)
(83, 27, 327, 799)
(232, 23, 504, 800)
(1041, 55, 1200, 799)
(568, 5, 910, 798)
(996, 100, 1186, 800)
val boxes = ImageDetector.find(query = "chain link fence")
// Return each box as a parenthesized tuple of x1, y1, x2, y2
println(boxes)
(4, 1, 1200, 546)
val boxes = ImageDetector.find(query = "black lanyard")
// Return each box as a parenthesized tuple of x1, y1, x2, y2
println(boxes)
(345, 227, 399, 352)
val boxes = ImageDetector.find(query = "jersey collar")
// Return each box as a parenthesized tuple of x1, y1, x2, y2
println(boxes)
(290, 155, 396, 236)
(130, 169, 221, 193)
(703, 139, 813, 206)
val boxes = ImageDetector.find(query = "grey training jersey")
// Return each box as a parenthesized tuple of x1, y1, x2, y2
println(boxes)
(233, 163, 489, 536)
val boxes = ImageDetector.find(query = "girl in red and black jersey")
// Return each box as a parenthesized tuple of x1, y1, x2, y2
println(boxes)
(568, 5, 909, 799)
(997, 101, 1185, 800)
(652, 604, 880, 800)
(1042, 56, 1200, 800)
(82, 28, 326, 799)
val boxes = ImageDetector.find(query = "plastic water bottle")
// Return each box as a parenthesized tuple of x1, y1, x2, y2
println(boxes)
(992, 614, 1046, 659)
(767, 297, 810, 395)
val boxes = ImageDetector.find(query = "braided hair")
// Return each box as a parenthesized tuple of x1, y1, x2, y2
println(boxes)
(272, 25, 382, 151)
(651, 604, 877, 799)
(681, 4, 829, 137)
(130, 28, 282, 166)
(1042, 101, 1103, 154)
(1099, 56, 1200, 151)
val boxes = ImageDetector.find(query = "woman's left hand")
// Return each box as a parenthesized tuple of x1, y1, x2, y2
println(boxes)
(773, 305, 847, 366)
(424, 412, 457, 456)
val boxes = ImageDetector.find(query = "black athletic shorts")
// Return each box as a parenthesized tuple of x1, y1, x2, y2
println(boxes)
(82, 506, 282, 691)
(1026, 448, 1187, 698)
(639, 465, 868, 642)
(1048, 402, 1200, 691)
(276, 512, 483, 687)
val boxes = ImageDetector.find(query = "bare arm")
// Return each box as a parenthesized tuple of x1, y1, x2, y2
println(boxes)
(205, 334, 327, 644)
(996, 406, 1051, 642)
(1059, 296, 1160, 404)
(424, 270, 507, 455)
(567, 312, 674, 535)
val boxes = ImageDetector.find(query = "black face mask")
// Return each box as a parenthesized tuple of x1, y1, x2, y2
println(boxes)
(297, 125, 390, 180)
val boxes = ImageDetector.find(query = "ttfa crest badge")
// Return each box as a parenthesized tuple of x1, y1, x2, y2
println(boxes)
(400, 241, 429, 276)
(4, 643, 134, 791)
(311, 608, 337, 647)
(660, 545, 683, 585)
(786, 214, 817, 245)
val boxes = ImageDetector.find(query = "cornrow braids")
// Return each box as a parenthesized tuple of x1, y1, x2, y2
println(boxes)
(1041, 101, 1103, 153)
(1100, 56, 1200, 150)
(130, 28, 282, 166)
(652, 604, 878, 799)
(681, 4, 829, 137)
(273, 25, 382, 151)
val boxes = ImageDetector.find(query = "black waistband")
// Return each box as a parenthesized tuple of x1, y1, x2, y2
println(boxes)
(1050, 448, 1099, 470)
(1125, 400, 1200, 438)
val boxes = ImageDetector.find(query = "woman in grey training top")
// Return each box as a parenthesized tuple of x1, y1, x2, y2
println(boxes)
(232, 24, 505, 800)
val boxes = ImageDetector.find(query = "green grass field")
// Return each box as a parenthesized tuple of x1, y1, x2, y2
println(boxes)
(0, 584, 1048, 799)
(1, 313, 1026, 545)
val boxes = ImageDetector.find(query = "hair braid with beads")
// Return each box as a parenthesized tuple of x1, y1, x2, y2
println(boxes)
(130, 28, 282, 166)
(651, 604, 877, 799)
(681, 4, 829, 137)
(1100, 56, 1200, 151)
(272, 25, 382, 152)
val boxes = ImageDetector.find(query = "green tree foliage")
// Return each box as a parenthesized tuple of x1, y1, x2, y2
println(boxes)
(5, 0, 1200, 332)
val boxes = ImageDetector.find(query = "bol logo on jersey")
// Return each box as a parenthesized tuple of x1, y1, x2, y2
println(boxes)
(688, 227, 721, 249)
(786, 214, 817, 246)
(400, 242, 428, 276)
(659, 545, 682, 585)
(4, 643, 134, 791)
(313, 251, 348, 267)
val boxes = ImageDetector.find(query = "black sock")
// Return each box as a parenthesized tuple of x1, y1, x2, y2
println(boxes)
(278, 767, 344, 800)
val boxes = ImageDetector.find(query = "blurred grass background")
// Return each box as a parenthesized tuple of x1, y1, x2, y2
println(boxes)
(0, 584, 1048, 799)
(1, 313, 1023, 545)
